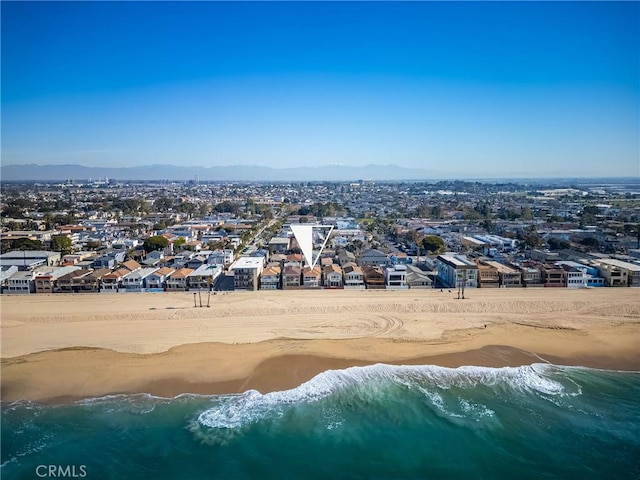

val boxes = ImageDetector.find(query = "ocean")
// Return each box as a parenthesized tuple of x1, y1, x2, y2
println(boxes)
(2, 363, 639, 479)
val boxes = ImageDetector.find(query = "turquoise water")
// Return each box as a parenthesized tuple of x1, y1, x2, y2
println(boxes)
(2, 364, 639, 479)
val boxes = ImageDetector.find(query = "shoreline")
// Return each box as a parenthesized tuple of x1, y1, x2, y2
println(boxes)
(2, 332, 638, 404)
(1, 288, 638, 403)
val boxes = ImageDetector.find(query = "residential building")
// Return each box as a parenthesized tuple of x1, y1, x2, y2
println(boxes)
(475, 261, 500, 288)
(59, 268, 111, 293)
(596, 259, 640, 287)
(230, 257, 264, 291)
(56, 269, 91, 293)
(283, 266, 302, 289)
(188, 264, 223, 290)
(0, 265, 19, 292)
(121, 259, 142, 272)
(100, 268, 129, 292)
(146, 267, 176, 291)
(122, 267, 159, 292)
(268, 237, 290, 255)
(302, 266, 322, 288)
(260, 266, 281, 290)
(405, 264, 433, 289)
(337, 250, 356, 267)
(358, 248, 388, 267)
(436, 254, 478, 288)
(35, 266, 82, 293)
(363, 265, 386, 289)
(518, 264, 543, 287)
(343, 263, 365, 289)
(482, 261, 522, 287)
(385, 264, 408, 289)
(0, 250, 61, 271)
(322, 264, 343, 288)
(5, 270, 37, 294)
(539, 264, 567, 287)
(165, 268, 194, 291)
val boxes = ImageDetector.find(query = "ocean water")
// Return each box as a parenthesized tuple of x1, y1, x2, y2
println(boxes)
(2, 364, 639, 479)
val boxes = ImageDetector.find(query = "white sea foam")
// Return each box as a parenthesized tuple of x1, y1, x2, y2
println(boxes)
(197, 363, 574, 430)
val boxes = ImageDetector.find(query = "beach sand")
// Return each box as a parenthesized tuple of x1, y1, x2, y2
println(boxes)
(1, 288, 638, 402)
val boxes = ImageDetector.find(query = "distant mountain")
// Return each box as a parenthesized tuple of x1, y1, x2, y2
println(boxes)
(0, 163, 444, 182)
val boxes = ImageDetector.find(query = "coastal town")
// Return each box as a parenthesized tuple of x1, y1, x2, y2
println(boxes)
(1, 178, 639, 295)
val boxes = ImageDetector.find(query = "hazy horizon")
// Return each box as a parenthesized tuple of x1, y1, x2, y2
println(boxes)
(2, 2, 638, 178)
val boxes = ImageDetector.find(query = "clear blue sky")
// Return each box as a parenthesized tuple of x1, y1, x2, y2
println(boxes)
(2, 1, 638, 178)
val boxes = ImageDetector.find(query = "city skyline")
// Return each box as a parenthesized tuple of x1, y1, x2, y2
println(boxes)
(2, 1, 639, 178)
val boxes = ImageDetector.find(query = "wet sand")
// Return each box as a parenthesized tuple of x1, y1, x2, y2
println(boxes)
(1, 288, 638, 402)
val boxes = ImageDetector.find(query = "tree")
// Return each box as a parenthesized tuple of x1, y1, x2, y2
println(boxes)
(520, 226, 542, 249)
(173, 237, 186, 250)
(521, 206, 533, 221)
(421, 235, 446, 254)
(581, 237, 600, 249)
(143, 235, 169, 253)
(51, 235, 73, 255)
(547, 238, 570, 250)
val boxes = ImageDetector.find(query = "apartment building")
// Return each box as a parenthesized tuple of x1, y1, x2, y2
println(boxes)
(436, 254, 478, 288)
(230, 257, 263, 291)
(596, 259, 640, 287)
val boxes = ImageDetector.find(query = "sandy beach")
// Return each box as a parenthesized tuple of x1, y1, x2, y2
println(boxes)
(1, 288, 639, 402)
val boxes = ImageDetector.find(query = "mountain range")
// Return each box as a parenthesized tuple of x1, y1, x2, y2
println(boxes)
(1, 163, 444, 182)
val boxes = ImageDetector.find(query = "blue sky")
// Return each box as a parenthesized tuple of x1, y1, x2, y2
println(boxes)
(2, 1, 638, 178)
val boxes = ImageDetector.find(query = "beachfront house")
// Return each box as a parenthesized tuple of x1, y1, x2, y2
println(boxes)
(518, 264, 543, 287)
(539, 264, 566, 287)
(188, 264, 222, 290)
(482, 261, 522, 287)
(122, 267, 159, 292)
(100, 268, 129, 292)
(363, 265, 385, 289)
(283, 266, 302, 289)
(343, 263, 365, 289)
(57, 269, 93, 293)
(596, 259, 640, 287)
(302, 266, 322, 289)
(145, 267, 176, 291)
(5, 270, 37, 294)
(0, 265, 19, 293)
(475, 261, 500, 288)
(385, 264, 408, 289)
(165, 268, 194, 291)
(62, 268, 111, 293)
(436, 254, 478, 289)
(322, 264, 343, 288)
(34, 266, 82, 293)
(556, 261, 605, 288)
(260, 265, 281, 290)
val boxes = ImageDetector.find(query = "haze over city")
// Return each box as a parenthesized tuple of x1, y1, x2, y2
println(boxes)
(2, 1, 639, 179)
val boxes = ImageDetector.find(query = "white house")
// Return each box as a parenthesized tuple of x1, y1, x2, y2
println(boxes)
(122, 267, 159, 292)
(5, 270, 36, 294)
(385, 264, 408, 289)
(145, 267, 176, 291)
